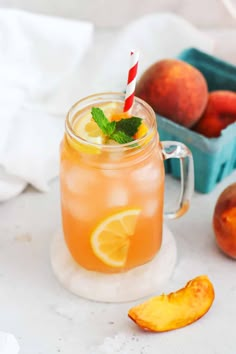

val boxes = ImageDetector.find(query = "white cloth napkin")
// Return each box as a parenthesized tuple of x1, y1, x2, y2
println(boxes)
(0, 9, 93, 201)
(0, 10, 214, 202)
(0, 332, 19, 354)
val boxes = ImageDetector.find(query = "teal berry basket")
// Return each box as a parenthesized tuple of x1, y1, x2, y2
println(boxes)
(157, 48, 236, 194)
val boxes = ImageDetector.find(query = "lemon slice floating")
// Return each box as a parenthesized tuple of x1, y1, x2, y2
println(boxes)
(90, 209, 141, 268)
(73, 112, 105, 145)
(70, 102, 122, 153)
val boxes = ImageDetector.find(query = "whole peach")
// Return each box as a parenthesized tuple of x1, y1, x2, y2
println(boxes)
(213, 183, 236, 258)
(193, 91, 236, 138)
(135, 59, 208, 127)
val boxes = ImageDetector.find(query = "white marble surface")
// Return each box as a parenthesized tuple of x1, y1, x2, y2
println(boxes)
(0, 25, 236, 354)
(0, 170, 235, 354)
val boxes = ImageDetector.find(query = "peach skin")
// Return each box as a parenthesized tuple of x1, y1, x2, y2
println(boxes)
(213, 183, 236, 258)
(193, 91, 236, 138)
(135, 59, 208, 127)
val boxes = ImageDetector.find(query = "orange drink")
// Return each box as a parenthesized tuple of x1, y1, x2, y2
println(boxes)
(60, 93, 193, 273)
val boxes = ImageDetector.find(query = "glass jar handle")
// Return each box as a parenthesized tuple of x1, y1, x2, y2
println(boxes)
(161, 141, 194, 219)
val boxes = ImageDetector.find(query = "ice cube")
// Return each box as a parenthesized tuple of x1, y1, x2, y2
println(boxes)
(101, 169, 117, 178)
(132, 163, 161, 193)
(132, 162, 160, 182)
(143, 198, 160, 217)
(65, 166, 95, 195)
(65, 197, 96, 221)
(107, 184, 129, 208)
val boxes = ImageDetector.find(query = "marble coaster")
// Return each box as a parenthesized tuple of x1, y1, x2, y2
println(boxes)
(50, 224, 177, 303)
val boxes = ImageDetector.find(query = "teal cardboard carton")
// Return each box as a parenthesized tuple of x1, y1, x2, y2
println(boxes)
(157, 48, 236, 193)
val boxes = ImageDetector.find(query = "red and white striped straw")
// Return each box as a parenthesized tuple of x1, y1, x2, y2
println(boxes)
(123, 50, 139, 112)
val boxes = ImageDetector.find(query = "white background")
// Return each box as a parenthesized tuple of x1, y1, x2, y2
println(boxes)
(0, 0, 236, 28)
(0, 1, 236, 353)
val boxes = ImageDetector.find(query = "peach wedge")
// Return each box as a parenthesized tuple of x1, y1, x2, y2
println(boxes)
(128, 275, 215, 332)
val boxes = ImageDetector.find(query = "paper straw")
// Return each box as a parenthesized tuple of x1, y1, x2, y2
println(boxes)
(124, 50, 139, 112)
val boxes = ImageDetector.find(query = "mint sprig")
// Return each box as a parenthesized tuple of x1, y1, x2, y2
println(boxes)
(91, 107, 142, 144)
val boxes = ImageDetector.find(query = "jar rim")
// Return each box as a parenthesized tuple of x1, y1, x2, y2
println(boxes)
(65, 91, 157, 152)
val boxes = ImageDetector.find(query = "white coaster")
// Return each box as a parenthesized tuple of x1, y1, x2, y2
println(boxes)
(50, 224, 177, 303)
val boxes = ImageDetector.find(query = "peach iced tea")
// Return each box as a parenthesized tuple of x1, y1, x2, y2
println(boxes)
(60, 93, 165, 273)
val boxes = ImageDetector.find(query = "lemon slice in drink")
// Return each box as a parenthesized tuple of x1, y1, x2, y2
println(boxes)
(71, 102, 120, 150)
(91, 209, 141, 268)
(73, 112, 105, 145)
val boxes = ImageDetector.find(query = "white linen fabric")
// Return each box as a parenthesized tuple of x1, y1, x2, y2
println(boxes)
(0, 9, 94, 200)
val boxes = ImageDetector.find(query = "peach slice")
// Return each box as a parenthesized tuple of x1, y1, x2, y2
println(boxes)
(128, 275, 215, 332)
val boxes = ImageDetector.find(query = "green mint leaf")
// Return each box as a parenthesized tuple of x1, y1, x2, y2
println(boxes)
(106, 120, 116, 136)
(91, 107, 116, 136)
(116, 117, 142, 136)
(110, 131, 134, 144)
